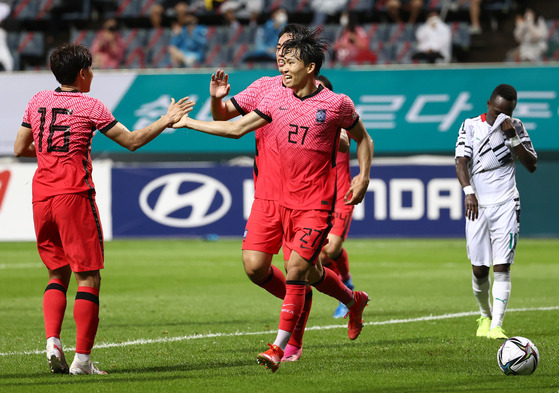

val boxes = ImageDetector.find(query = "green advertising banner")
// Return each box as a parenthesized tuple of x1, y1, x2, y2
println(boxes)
(92, 66, 559, 155)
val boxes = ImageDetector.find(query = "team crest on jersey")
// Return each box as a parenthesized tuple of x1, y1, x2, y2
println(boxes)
(316, 109, 326, 123)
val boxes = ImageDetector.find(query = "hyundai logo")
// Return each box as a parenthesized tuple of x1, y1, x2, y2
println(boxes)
(139, 173, 232, 228)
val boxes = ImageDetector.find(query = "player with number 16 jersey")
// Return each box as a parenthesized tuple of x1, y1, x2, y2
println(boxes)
(22, 89, 117, 203)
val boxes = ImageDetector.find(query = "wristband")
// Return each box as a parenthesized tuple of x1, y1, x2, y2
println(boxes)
(463, 186, 475, 195)
(509, 135, 521, 147)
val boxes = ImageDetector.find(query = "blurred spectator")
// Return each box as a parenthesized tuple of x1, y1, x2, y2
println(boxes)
(221, 1, 240, 30)
(333, 12, 377, 65)
(449, 0, 482, 34)
(233, 0, 263, 27)
(412, 11, 452, 63)
(169, 7, 207, 67)
(150, 1, 189, 29)
(508, 8, 548, 62)
(0, 1, 13, 71)
(91, 18, 125, 69)
(386, 0, 423, 24)
(243, 8, 287, 63)
(311, 0, 348, 27)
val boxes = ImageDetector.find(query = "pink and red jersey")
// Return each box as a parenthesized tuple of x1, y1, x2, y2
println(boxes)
(231, 75, 283, 201)
(255, 84, 359, 211)
(22, 88, 117, 202)
(335, 141, 352, 207)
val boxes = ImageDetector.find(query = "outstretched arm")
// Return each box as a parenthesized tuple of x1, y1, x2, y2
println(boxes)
(104, 97, 194, 151)
(210, 69, 240, 120)
(174, 110, 267, 139)
(344, 119, 373, 205)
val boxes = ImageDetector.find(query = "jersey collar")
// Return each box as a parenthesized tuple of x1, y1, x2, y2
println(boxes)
(55, 87, 80, 93)
(292, 84, 324, 101)
(481, 113, 487, 122)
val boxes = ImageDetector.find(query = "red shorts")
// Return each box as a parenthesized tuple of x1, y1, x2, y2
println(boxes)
(242, 198, 283, 254)
(280, 206, 332, 264)
(330, 204, 354, 240)
(33, 193, 104, 272)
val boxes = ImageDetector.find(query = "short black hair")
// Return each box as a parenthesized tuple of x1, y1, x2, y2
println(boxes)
(49, 43, 92, 85)
(317, 75, 333, 90)
(490, 84, 517, 103)
(281, 27, 329, 76)
(278, 24, 309, 40)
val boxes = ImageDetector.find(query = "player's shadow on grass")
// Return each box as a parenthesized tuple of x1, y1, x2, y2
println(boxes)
(0, 359, 249, 386)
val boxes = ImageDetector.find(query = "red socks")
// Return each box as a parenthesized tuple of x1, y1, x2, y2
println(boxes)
(74, 286, 100, 355)
(278, 282, 306, 333)
(43, 279, 68, 339)
(333, 248, 350, 282)
(312, 267, 353, 305)
(257, 265, 286, 300)
(287, 286, 312, 348)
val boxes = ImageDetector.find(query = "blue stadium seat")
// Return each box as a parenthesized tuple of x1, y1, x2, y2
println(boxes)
(450, 22, 470, 48)
(115, 0, 142, 19)
(386, 23, 416, 45)
(145, 27, 172, 68)
(16, 31, 45, 56)
(10, 0, 39, 20)
(347, 0, 374, 13)
(121, 28, 148, 68)
(392, 40, 415, 64)
(70, 29, 99, 49)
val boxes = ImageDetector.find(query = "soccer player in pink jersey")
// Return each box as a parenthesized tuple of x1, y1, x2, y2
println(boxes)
(13, 43, 193, 375)
(208, 24, 313, 362)
(316, 75, 375, 319)
(173, 28, 374, 373)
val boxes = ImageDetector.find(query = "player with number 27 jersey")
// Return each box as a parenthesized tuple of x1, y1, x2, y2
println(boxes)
(22, 88, 117, 202)
(255, 84, 359, 211)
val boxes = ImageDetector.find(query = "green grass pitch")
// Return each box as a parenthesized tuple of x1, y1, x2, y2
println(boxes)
(1, 238, 558, 392)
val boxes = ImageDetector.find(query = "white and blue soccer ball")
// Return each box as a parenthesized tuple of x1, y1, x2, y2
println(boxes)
(497, 336, 540, 375)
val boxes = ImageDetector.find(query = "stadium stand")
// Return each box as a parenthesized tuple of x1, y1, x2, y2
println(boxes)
(2, 0, 558, 71)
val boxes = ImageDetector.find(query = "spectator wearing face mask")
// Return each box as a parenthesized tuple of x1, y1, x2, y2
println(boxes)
(411, 11, 452, 64)
(507, 8, 548, 62)
(243, 8, 288, 63)
(333, 12, 377, 65)
(91, 18, 125, 70)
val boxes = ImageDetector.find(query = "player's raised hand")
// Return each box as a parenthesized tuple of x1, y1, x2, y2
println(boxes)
(344, 175, 369, 205)
(500, 118, 516, 139)
(165, 97, 195, 125)
(210, 69, 231, 99)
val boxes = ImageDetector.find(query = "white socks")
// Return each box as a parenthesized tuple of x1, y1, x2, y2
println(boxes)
(491, 271, 511, 329)
(75, 352, 90, 363)
(273, 329, 292, 351)
(472, 272, 492, 318)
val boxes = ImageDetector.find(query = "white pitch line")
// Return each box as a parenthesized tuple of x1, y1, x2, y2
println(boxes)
(2, 306, 557, 357)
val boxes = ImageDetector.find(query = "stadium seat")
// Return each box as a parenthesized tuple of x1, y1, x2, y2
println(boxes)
(115, 0, 142, 19)
(386, 23, 416, 45)
(70, 29, 99, 49)
(347, 0, 375, 13)
(392, 40, 415, 64)
(121, 28, 148, 68)
(17, 31, 45, 56)
(145, 27, 172, 68)
(10, 0, 38, 20)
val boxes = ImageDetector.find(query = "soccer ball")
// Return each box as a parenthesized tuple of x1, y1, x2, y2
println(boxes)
(497, 336, 540, 375)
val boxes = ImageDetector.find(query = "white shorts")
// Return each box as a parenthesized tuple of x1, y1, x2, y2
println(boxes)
(465, 198, 520, 267)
